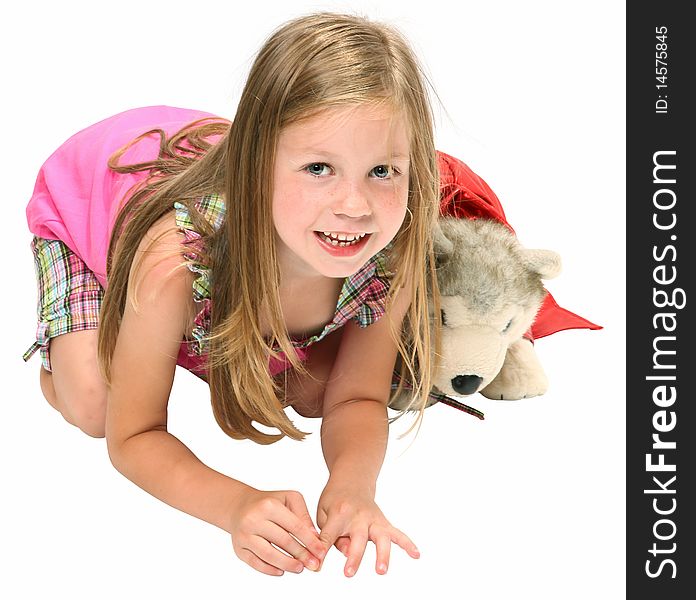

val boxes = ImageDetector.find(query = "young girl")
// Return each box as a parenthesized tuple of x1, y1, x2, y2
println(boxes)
(21, 13, 439, 578)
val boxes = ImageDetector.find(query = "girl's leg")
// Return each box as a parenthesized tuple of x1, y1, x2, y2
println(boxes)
(26, 236, 107, 438)
(40, 330, 108, 438)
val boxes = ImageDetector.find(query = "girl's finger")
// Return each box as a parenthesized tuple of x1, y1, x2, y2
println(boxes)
(270, 498, 326, 561)
(318, 514, 346, 554)
(335, 535, 350, 556)
(258, 522, 320, 571)
(344, 530, 369, 577)
(238, 547, 285, 577)
(283, 491, 320, 534)
(390, 527, 420, 558)
(250, 535, 306, 574)
(373, 533, 392, 574)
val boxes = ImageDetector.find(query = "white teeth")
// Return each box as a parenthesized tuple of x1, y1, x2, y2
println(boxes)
(318, 231, 366, 247)
(321, 231, 366, 242)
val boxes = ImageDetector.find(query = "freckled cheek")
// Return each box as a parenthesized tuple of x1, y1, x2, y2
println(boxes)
(381, 189, 409, 232)
(278, 179, 322, 208)
(272, 189, 303, 238)
(273, 182, 310, 217)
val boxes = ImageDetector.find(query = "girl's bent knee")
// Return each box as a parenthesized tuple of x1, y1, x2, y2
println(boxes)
(71, 410, 106, 438)
(53, 378, 108, 439)
(48, 332, 108, 438)
(68, 390, 107, 438)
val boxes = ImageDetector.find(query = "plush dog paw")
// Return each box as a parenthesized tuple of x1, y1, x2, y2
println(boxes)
(480, 339, 548, 400)
(388, 388, 415, 411)
(388, 386, 440, 412)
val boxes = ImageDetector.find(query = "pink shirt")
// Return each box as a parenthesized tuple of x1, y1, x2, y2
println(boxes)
(26, 105, 218, 290)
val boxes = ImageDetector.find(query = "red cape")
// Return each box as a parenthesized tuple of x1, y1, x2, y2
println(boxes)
(437, 150, 601, 340)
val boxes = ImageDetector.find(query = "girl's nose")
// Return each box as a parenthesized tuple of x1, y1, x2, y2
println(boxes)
(332, 182, 372, 218)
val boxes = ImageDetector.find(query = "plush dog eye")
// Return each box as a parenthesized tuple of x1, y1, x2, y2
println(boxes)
(502, 319, 513, 333)
(440, 309, 447, 326)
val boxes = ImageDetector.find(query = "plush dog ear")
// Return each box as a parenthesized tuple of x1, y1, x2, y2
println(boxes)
(520, 249, 562, 280)
(432, 219, 454, 256)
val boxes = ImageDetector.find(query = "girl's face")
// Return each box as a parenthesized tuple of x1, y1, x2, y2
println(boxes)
(272, 104, 410, 281)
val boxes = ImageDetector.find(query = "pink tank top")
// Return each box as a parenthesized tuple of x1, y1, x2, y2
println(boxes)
(26, 105, 219, 289)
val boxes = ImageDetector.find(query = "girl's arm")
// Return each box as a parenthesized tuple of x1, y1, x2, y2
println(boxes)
(106, 218, 324, 575)
(320, 280, 411, 488)
(316, 283, 420, 575)
(105, 221, 251, 531)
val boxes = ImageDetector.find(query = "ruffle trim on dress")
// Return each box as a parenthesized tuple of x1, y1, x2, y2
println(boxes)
(174, 198, 221, 356)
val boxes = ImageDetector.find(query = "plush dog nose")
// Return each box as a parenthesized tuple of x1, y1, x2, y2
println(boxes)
(452, 375, 483, 395)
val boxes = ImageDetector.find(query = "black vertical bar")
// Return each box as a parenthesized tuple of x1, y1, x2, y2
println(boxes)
(627, 3, 694, 597)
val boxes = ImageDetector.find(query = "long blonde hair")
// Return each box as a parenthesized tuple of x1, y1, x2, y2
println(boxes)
(98, 12, 443, 444)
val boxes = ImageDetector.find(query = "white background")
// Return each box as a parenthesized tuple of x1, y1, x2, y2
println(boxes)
(1, 1, 625, 598)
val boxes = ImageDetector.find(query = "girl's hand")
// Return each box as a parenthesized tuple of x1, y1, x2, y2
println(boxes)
(316, 483, 420, 577)
(228, 488, 326, 576)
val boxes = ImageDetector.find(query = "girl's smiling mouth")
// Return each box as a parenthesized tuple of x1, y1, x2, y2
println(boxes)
(313, 231, 372, 256)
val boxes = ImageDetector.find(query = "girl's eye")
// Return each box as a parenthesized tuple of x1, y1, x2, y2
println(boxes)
(305, 163, 331, 177)
(371, 165, 399, 179)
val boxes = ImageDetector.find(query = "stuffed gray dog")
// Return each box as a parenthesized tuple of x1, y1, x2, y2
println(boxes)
(389, 217, 561, 413)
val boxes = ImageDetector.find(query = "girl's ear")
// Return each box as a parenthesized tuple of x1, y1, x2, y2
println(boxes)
(520, 248, 562, 280)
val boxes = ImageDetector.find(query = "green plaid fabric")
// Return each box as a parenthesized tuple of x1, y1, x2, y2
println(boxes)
(175, 194, 393, 356)
(22, 237, 103, 372)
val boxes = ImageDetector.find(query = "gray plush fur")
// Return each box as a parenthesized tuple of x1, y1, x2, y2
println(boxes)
(438, 218, 545, 310)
